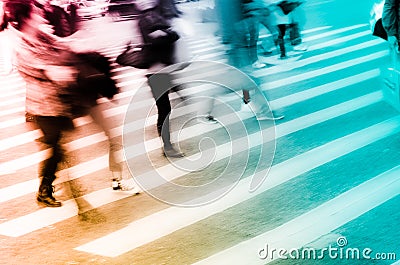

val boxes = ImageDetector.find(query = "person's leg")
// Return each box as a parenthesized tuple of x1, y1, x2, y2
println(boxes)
(289, 5, 307, 51)
(89, 105, 122, 172)
(277, 24, 287, 58)
(245, 16, 266, 68)
(247, 16, 259, 64)
(259, 8, 279, 53)
(35, 116, 68, 207)
(89, 104, 140, 192)
(247, 75, 284, 120)
(147, 73, 184, 157)
(195, 82, 222, 124)
(215, 0, 241, 44)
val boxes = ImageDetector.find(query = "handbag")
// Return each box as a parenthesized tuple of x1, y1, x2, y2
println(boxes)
(75, 52, 119, 99)
(116, 44, 154, 69)
(277, 1, 302, 15)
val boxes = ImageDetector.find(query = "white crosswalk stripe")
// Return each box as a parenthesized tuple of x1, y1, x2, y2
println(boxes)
(1, 23, 399, 264)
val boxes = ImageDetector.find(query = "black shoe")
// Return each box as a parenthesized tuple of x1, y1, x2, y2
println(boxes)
(163, 146, 184, 158)
(198, 115, 218, 124)
(37, 185, 62, 207)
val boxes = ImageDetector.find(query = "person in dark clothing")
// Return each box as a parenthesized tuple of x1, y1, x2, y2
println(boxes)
(383, 0, 400, 51)
(136, 0, 184, 158)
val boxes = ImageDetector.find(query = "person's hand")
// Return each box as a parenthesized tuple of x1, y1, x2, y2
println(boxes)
(148, 30, 167, 39)
(388, 36, 399, 52)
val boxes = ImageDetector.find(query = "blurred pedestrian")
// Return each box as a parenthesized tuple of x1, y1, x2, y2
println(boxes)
(220, 0, 283, 120)
(3, 0, 79, 207)
(72, 51, 140, 193)
(269, 0, 306, 59)
(214, 0, 241, 44)
(3, 0, 137, 208)
(383, 0, 400, 51)
(258, 2, 279, 55)
(12, 0, 78, 122)
(136, 0, 184, 158)
(241, 0, 267, 68)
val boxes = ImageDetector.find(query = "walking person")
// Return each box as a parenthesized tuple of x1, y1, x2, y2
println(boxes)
(214, 0, 242, 44)
(222, 0, 284, 120)
(268, 0, 306, 59)
(13, 0, 78, 122)
(72, 50, 141, 192)
(136, 0, 184, 158)
(383, 0, 400, 51)
(3, 0, 138, 208)
(241, 0, 268, 68)
(3, 0, 80, 207)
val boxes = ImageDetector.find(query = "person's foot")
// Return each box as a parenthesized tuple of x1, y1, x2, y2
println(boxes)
(256, 111, 284, 121)
(163, 146, 184, 158)
(252, 61, 267, 69)
(112, 178, 141, 194)
(37, 185, 62, 207)
(198, 115, 218, 124)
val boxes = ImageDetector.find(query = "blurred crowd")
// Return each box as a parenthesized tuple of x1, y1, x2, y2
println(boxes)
(0, 0, 306, 209)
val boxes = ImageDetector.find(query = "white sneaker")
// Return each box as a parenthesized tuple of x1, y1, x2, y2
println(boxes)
(112, 178, 141, 194)
(252, 61, 267, 69)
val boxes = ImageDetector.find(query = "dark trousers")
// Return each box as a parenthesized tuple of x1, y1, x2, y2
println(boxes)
(35, 116, 73, 184)
(277, 24, 287, 57)
(289, 23, 301, 45)
(146, 73, 173, 148)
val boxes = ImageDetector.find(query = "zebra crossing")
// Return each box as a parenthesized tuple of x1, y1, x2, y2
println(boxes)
(1, 22, 399, 264)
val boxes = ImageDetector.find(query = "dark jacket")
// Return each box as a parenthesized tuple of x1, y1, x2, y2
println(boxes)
(45, 5, 73, 37)
(383, 0, 400, 38)
(138, 8, 179, 66)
